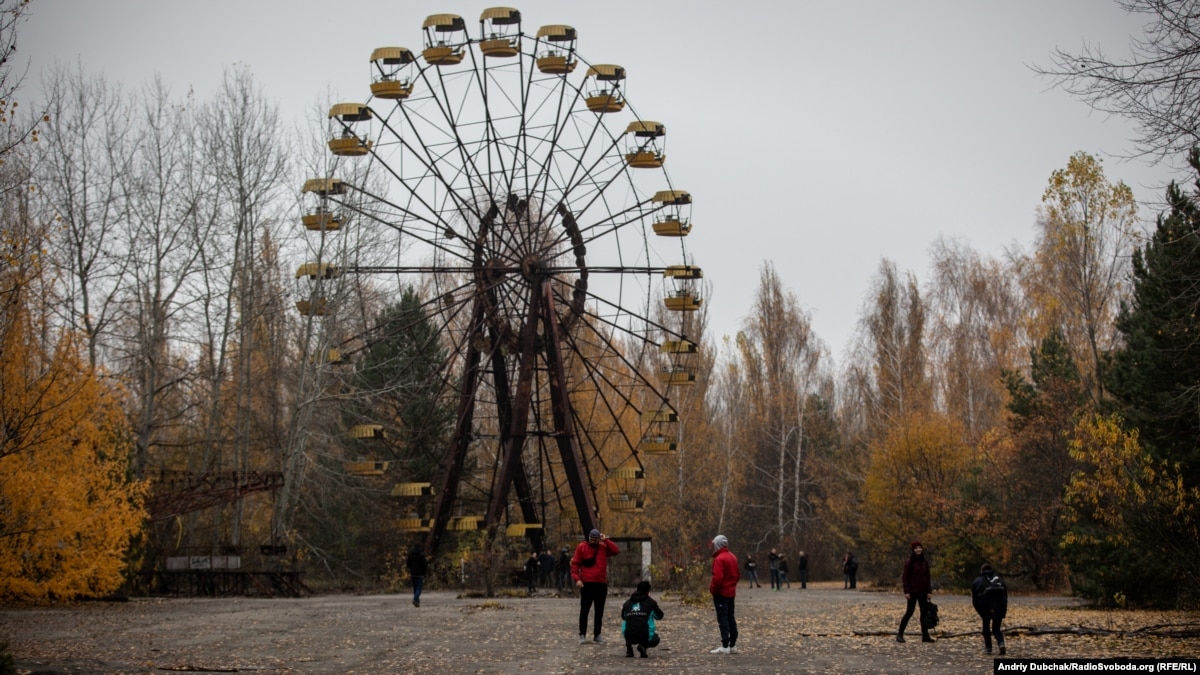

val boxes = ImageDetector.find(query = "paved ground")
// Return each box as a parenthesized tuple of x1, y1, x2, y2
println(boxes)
(3, 581, 1196, 674)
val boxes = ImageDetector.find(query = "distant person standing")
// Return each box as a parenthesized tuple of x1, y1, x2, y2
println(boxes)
(897, 541, 934, 643)
(778, 554, 791, 588)
(797, 551, 809, 589)
(708, 534, 740, 654)
(572, 529, 620, 644)
(405, 546, 428, 608)
(525, 552, 539, 595)
(768, 548, 781, 590)
(744, 554, 761, 588)
(842, 551, 859, 589)
(556, 546, 572, 594)
(539, 549, 555, 588)
(971, 564, 1008, 655)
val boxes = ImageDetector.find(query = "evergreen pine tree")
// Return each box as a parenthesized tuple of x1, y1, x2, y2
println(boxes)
(1104, 149, 1200, 485)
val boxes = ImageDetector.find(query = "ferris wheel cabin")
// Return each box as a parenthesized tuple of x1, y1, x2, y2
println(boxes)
(327, 103, 373, 157)
(624, 121, 666, 168)
(369, 47, 416, 100)
(651, 190, 692, 236)
(584, 64, 626, 113)
(422, 14, 468, 65)
(535, 24, 578, 74)
(479, 7, 521, 58)
(301, 178, 346, 231)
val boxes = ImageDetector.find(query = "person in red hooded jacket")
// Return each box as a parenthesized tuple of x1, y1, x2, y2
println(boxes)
(572, 528, 620, 644)
(708, 534, 740, 654)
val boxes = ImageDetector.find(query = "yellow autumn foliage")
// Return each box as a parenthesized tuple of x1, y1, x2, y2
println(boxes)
(1, 280, 147, 601)
(862, 410, 971, 552)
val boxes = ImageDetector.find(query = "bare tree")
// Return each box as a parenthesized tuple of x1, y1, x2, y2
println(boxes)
(1036, 0, 1200, 164)
(927, 237, 1027, 441)
(38, 66, 133, 367)
(737, 262, 830, 546)
(192, 66, 292, 547)
(0, 0, 44, 168)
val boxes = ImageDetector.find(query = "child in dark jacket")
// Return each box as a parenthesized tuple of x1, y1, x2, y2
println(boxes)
(621, 580, 664, 658)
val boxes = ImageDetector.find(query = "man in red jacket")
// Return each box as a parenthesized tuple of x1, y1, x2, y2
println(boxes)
(708, 534, 740, 654)
(572, 528, 620, 644)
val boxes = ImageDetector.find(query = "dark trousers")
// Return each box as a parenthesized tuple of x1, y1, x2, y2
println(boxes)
(898, 592, 931, 638)
(579, 582, 608, 637)
(556, 568, 571, 592)
(712, 594, 738, 648)
(799, 569, 808, 588)
(745, 569, 759, 587)
(624, 627, 660, 653)
(981, 615, 1005, 650)
(769, 568, 781, 589)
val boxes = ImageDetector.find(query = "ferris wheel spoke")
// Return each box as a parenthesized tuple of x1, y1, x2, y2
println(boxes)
(334, 187, 475, 266)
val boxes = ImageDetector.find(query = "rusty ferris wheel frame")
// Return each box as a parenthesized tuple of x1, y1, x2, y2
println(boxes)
(300, 9, 702, 558)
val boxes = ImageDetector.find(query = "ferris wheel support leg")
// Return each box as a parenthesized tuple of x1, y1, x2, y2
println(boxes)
(484, 285, 542, 532)
(484, 302, 544, 553)
(425, 299, 486, 557)
(540, 282, 598, 535)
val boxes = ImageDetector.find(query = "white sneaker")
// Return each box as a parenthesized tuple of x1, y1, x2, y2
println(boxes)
(710, 646, 730, 654)
(729, 646, 739, 654)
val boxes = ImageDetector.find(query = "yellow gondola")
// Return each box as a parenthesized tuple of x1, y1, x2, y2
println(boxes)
(369, 47, 416, 99)
(423, 14, 468, 65)
(624, 121, 666, 168)
(535, 24, 577, 74)
(479, 7, 521, 58)
(391, 482, 434, 497)
(584, 65, 626, 113)
(345, 460, 390, 476)
(327, 103, 373, 156)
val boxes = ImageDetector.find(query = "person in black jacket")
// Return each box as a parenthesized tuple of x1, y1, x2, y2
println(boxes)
(971, 564, 1008, 655)
(621, 580, 664, 658)
(556, 547, 572, 594)
(405, 546, 428, 608)
(897, 541, 934, 643)
(744, 555, 761, 588)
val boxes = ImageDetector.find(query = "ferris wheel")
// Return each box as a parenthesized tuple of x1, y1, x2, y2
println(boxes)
(296, 8, 702, 556)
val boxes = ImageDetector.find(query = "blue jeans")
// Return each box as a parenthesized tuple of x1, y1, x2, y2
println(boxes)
(412, 576, 424, 605)
(712, 594, 738, 648)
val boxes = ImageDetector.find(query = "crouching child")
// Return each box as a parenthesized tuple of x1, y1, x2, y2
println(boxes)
(621, 580, 664, 658)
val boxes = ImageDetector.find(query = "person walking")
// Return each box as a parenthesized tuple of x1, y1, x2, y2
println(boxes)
(621, 580, 664, 658)
(971, 564, 1008, 655)
(797, 550, 809, 589)
(897, 541, 935, 643)
(708, 534, 740, 654)
(572, 528, 620, 644)
(405, 546, 428, 608)
(768, 548, 781, 590)
(744, 554, 761, 588)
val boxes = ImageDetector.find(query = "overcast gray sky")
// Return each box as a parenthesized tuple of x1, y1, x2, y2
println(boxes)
(22, 1, 1178, 361)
